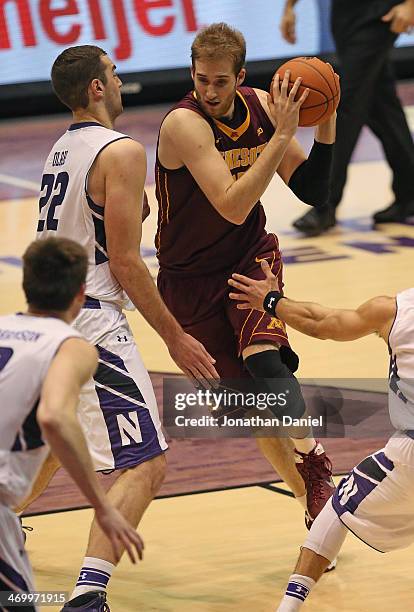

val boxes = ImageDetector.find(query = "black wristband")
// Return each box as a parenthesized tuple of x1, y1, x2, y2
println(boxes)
(263, 291, 285, 317)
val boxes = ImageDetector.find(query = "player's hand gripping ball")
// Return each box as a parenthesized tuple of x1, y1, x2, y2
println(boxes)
(271, 57, 340, 127)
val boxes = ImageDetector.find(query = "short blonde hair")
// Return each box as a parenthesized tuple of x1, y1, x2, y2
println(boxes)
(191, 23, 246, 75)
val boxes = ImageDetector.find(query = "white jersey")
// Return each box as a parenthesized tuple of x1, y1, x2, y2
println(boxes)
(36, 122, 132, 308)
(0, 313, 81, 506)
(388, 288, 414, 431)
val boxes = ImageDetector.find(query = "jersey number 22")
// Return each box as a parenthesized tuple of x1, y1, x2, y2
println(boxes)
(37, 172, 69, 231)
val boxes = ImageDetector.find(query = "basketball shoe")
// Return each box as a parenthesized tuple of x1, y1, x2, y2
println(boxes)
(61, 591, 109, 611)
(295, 442, 335, 524)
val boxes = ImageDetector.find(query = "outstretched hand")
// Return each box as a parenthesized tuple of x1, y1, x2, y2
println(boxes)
(228, 260, 278, 311)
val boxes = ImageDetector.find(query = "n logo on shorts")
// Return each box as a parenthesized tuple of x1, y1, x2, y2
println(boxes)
(117, 412, 142, 446)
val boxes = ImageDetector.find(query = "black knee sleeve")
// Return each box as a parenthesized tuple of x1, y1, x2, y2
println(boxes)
(244, 350, 306, 420)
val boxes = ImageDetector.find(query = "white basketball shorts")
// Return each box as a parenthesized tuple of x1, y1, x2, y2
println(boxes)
(332, 431, 414, 552)
(73, 302, 168, 472)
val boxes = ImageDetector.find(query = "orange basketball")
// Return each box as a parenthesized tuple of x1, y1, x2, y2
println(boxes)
(272, 57, 340, 127)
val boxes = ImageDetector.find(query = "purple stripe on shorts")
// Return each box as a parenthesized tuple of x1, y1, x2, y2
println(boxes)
(97, 345, 128, 372)
(374, 451, 394, 472)
(84, 296, 101, 309)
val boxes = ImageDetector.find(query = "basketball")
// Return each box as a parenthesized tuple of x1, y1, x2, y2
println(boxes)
(272, 57, 340, 127)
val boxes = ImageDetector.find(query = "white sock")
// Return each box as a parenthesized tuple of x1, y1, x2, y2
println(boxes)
(293, 438, 317, 454)
(70, 557, 114, 599)
(295, 494, 307, 511)
(277, 574, 315, 611)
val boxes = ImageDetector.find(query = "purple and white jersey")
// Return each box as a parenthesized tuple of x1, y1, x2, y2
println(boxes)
(0, 313, 81, 506)
(388, 287, 414, 431)
(36, 122, 132, 309)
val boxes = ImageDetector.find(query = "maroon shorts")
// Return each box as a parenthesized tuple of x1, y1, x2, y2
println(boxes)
(158, 233, 296, 379)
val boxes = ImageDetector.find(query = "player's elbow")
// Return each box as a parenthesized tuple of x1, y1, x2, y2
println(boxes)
(37, 403, 62, 434)
(229, 212, 248, 225)
(216, 200, 248, 225)
(109, 251, 141, 280)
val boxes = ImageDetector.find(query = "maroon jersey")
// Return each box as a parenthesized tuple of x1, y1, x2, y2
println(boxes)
(155, 86, 275, 276)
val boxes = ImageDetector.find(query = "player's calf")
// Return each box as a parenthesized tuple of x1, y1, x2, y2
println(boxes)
(244, 348, 335, 520)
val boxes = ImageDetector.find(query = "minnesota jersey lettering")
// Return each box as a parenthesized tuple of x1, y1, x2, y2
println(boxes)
(221, 143, 268, 171)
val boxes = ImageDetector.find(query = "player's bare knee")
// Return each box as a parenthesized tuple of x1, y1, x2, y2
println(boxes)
(242, 342, 279, 360)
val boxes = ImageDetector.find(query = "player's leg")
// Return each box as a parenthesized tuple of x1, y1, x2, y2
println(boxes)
(293, 3, 396, 235)
(276, 500, 348, 611)
(64, 309, 167, 609)
(84, 454, 166, 565)
(256, 437, 306, 505)
(242, 343, 335, 521)
(14, 452, 60, 515)
(328, 3, 397, 210)
(230, 241, 335, 519)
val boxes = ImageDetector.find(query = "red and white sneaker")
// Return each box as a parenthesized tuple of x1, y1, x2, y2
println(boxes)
(295, 442, 335, 525)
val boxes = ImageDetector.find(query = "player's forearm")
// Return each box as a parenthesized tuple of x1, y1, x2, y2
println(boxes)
(40, 408, 108, 512)
(110, 256, 184, 345)
(315, 112, 336, 145)
(284, 0, 299, 7)
(276, 298, 334, 339)
(223, 132, 292, 223)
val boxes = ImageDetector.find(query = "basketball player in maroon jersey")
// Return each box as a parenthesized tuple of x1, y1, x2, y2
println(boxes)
(155, 23, 337, 524)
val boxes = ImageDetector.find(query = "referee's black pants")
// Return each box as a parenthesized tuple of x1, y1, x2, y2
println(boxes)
(329, 0, 414, 208)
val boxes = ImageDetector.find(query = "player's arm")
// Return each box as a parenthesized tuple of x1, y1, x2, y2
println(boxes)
(161, 72, 308, 225)
(100, 139, 219, 386)
(254, 87, 336, 206)
(37, 338, 144, 563)
(275, 296, 396, 342)
(228, 260, 396, 341)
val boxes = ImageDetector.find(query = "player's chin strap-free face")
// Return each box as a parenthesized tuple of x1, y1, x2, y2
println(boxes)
(263, 291, 286, 317)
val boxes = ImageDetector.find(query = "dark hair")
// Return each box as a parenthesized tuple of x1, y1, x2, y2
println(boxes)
(51, 45, 107, 110)
(23, 238, 88, 311)
(191, 23, 246, 75)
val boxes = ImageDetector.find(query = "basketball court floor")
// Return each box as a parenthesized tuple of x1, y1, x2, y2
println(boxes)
(1, 83, 414, 610)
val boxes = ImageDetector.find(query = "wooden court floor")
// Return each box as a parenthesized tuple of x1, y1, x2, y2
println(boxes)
(28, 480, 414, 612)
(1, 88, 414, 610)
